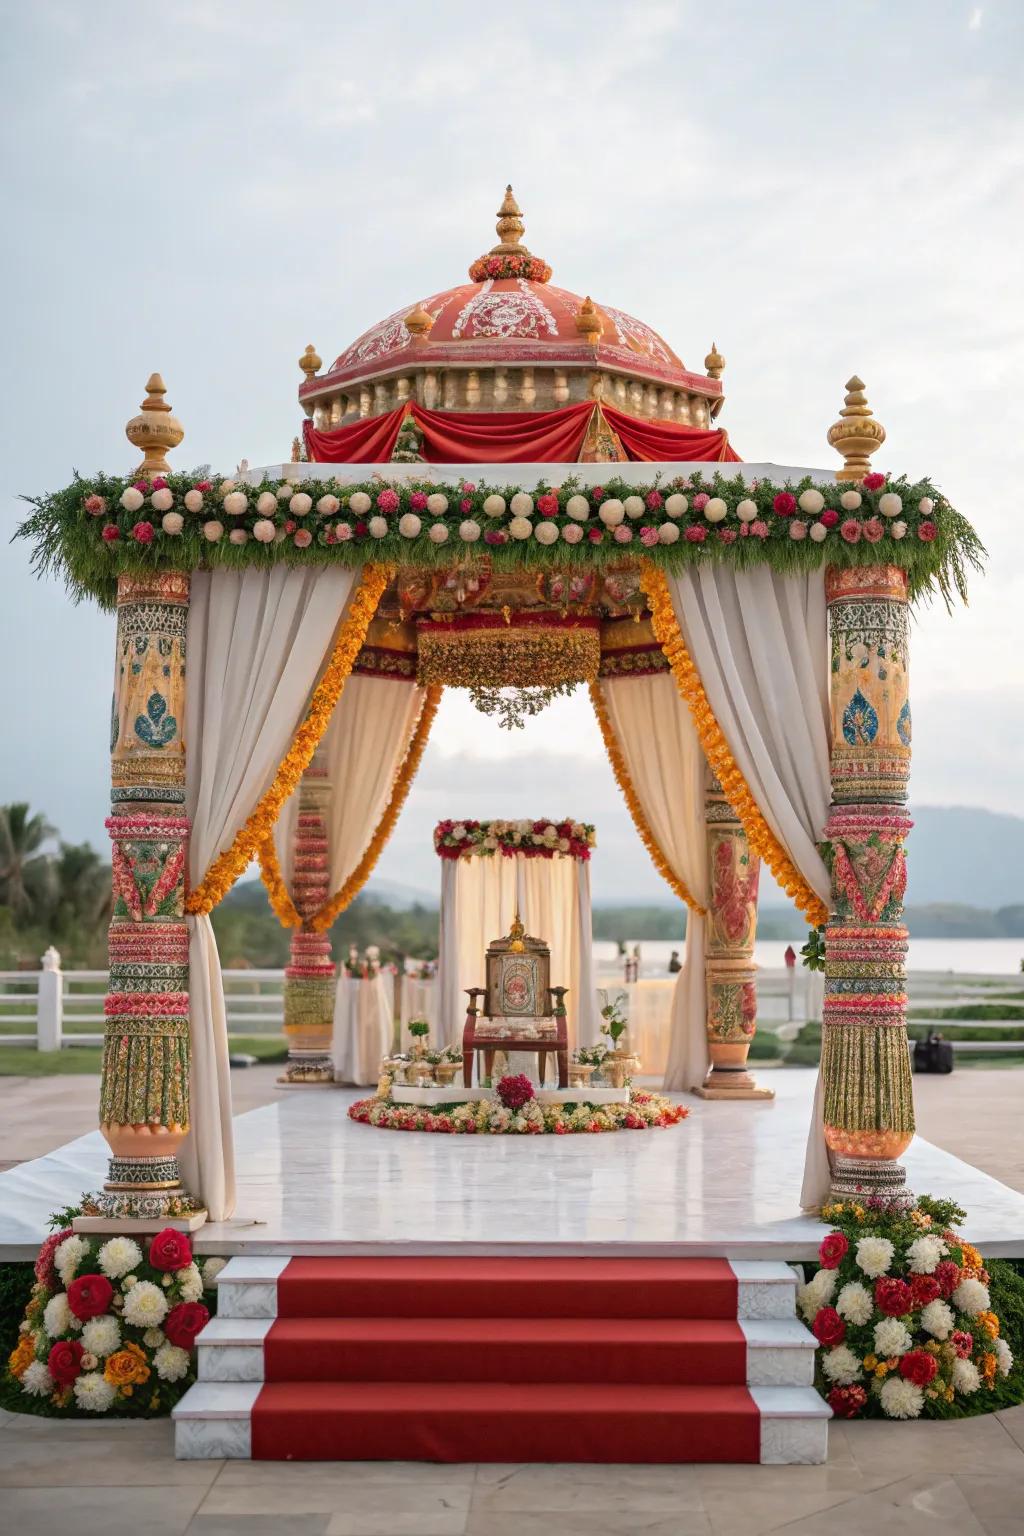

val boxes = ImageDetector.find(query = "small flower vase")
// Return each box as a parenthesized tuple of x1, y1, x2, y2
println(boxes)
(434, 1061, 458, 1087)
(568, 1062, 595, 1089)
(603, 1051, 633, 1090)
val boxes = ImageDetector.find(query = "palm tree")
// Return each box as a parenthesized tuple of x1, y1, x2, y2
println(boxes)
(52, 841, 113, 938)
(0, 804, 55, 916)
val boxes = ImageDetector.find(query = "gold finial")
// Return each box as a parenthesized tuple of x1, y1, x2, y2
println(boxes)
(299, 343, 321, 380)
(507, 911, 526, 952)
(575, 296, 603, 345)
(404, 302, 434, 340)
(490, 184, 529, 255)
(704, 342, 725, 380)
(125, 373, 184, 477)
(827, 375, 887, 482)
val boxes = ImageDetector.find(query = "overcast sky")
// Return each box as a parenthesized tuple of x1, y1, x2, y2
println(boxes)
(1, 1, 1021, 903)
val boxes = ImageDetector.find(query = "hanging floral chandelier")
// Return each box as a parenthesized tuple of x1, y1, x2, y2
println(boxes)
(415, 611, 601, 727)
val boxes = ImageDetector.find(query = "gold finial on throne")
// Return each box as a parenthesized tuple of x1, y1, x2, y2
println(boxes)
(507, 911, 527, 952)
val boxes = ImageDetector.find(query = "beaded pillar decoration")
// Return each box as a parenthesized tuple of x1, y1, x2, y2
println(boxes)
(88, 570, 204, 1221)
(822, 564, 915, 1205)
(695, 764, 772, 1100)
(280, 749, 337, 1084)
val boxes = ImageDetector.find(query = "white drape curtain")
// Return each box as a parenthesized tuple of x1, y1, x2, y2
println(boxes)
(664, 566, 832, 1208)
(182, 566, 359, 1219)
(436, 854, 598, 1051)
(598, 673, 710, 1090)
(333, 974, 394, 1085)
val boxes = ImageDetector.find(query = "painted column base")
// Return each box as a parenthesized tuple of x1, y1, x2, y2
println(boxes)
(828, 1152, 912, 1208)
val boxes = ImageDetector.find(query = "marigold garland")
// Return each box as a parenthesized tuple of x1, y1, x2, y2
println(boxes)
(185, 564, 392, 915)
(588, 680, 705, 915)
(640, 562, 829, 927)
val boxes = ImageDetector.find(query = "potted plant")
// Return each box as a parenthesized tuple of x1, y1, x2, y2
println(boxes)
(599, 995, 637, 1088)
(407, 1017, 430, 1059)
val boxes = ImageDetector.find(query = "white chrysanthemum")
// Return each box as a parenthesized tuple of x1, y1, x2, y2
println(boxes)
(97, 1235, 143, 1280)
(21, 1360, 54, 1397)
(43, 1292, 71, 1339)
(920, 1299, 955, 1340)
(855, 1236, 895, 1278)
(952, 1358, 981, 1395)
(952, 1278, 990, 1317)
(836, 1281, 874, 1327)
(153, 1343, 190, 1382)
(796, 1267, 836, 1322)
(54, 1234, 89, 1282)
(142, 1327, 165, 1349)
(906, 1235, 946, 1275)
(873, 1317, 912, 1358)
(73, 1371, 116, 1412)
(81, 1315, 121, 1358)
(880, 1376, 924, 1419)
(199, 1254, 226, 1286)
(177, 1263, 204, 1303)
(821, 1345, 862, 1385)
(995, 1338, 1014, 1377)
(122, 1279, 168, 1329)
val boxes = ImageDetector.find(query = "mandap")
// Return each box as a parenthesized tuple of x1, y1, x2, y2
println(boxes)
(19, 188, 982, 1227)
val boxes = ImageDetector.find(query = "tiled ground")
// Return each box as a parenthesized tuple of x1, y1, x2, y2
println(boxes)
(2, 1403, 1023, 1535)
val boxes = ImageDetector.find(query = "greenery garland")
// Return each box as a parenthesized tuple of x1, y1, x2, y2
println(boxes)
(17, 468, 983, 611)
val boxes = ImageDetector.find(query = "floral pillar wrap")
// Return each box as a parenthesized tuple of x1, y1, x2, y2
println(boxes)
(697, 765, 771, 1099)
(281, 749, 337, 1084)
(821, 563, 914, 1203)
(92, 571, 203, 1219)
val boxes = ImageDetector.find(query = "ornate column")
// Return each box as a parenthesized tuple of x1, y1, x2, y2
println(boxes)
(280, 749, 337, 1084)
(696, 765, 773, 1100)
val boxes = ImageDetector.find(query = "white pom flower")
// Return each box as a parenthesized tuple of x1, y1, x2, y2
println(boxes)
(178, 1263, 204, 1304)
(821, 1345, 861, 1384)
(203, 520, 224, 542)
(798, 487, 825, 515)
(952, 1278, 990, 1316)
(222, 490, 248, 517)
(565, 494, 590, 522)
(368, 516, 389, 538)
(54, 1235, 88, 1283)
(836, 1281, 874, 1327)
(664, 493, 688, 518)
(736, 499, 758, 522)
(510, 492, 533, 516)
(218, 480, 236, 496)
(704, 497, 728, 523)
(150, 487, 174, 512)
(809, 522, 828, 542)
(995, 1337, 1013, 1376)
(122, 1279, 168, 1329)
(428, 522, 449, 544)
(562, 523, 584, 545)
(275, 483, 293, 502)
(952, 1357, 981, 1395)
(796, 1268, 836, 1322)
(228, 528, 249, 545)
(43, 1292, 71, 1339)
(920, 1299, 955, 1339)
(73, 1371, 116, 1412)
(347, 490, 370, 516)
(459, 519, 481, 542)
(891, 520, 908, 539)
(199, 1256, 225, 1288)
(880, 1376, 923, 1419)
(183, 488, 204, 513)
(426, 492, 448, 516)
(398, 512, 421, 538)
(873, 1317, 912, 1358)
(598, 498, 625, 527)
(878, 492, 902, 518)
(534, 521, 559, 545)
(855, 1236, 894, 1278)
(256, 491, 278, 515)
(97, 1236, 142, 1280)
(509, 516, 533, 540)
(316, 493, 340, 516)
(918, 497, 935, 515)
(154, 1342, 190, 1382)
(658, 522, 680, 544)
(840, 489, 862, 511)
(81, 1315, 121, 1358)
(483, 494, 506, 517)
(906, 1235, 946, 1274)
(142, 1328, 165, 1349)
(623, 495, 645, 520)
(120, 487, 145, 513)
(21, 1360, 54, 1397)
(253, 518, 276, 543)
(288, 492, 312, 517)
(160, 512, 184, 536)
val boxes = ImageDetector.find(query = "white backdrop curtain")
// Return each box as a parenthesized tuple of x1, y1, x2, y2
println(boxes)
(182, 566, 359, 1219)
(333, 974, 395, 1084)
(664, 567, 832, 1209)
(598, 673, 710, 1090)
(437, 853, 598, 1051)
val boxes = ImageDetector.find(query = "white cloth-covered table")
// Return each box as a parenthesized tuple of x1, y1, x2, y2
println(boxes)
(333, 974, 394, 1086)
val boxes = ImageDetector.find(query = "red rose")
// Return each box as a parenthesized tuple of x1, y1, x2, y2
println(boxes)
(591, 486, 606, 501)
(862, 472, 886, 490)
(101, 524, 121, 542)
(840, 518, 862, 544)
(151, 476, 168, 491)
(827, 1384, 867, 1419)
(67, 1272, 114, 1321)
(48, 1338, 85, 1385)
(952, 1329, 974, 1358)
(772, 492, 797, 516)
(934, 1260, 960, 1298)
(536, 493, 559, 517)
(195, 480, 212, 492)
(818, 1231, 849, 1269)
(164, 1300, 210, 1350)
(899, 1349, 938, 1386)
(874, 1276, 913, 1316)
(131, 521, 155, 544)
(354, 520, 368, 536)
(918, 520, 937, 542)
(812, 1306, 846, 1346)
(910, 1274, 939, 1309)
(587, 527, 604, 543)
(820, 509, 840, 528)
(149, 1227, 193, 1272)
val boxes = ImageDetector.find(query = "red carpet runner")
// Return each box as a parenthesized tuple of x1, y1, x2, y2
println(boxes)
(251, 1257, 760, 1463)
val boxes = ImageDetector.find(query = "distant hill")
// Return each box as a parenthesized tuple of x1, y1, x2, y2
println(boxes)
(905, 807, 1024, 909)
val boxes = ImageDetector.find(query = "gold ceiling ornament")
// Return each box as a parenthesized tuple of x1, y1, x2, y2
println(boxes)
(828, 375, 887, 483)
(416, 617, 601, 693)
(125, 373, 184, 477)
(575, 296, 603, 345)
(299, 343, 322, 380)
(404, 302, 435, 340)
(704, 342, 725, 380)
(490, 183, 530, 255)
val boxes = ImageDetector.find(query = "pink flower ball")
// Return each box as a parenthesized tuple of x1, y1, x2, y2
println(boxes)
(293, 528, 313, 549)
(862, 472, 886, 491)
(409, 491, 428, 511)
(461, 481, 476, 494)
(459, 497, 473, 514)
(562, 523, 584, 545)
(591, 486, 606, 502)
(101, 523, 120, 543)
(645, 490, 663, 510)
(639, 525, 660, 547)
(820, 509, 840, 529)
(773, 491, 797, 516)
(284, 520, 296, 534)
(335, 522, 353, 541)
(151, 476, 168, 491)
(133, 480, 150, 493)
(612, 525, 633, 544)
(692, 492, 709, 511)
(537, 493, 559, 517)
(84, 494, 106, 516)
(918, 520, 938, 542)
(750, 520, 769, 539)
(862, 516, 884, 543)
(718, 527, 738, 544)
(588, 527, 604, 543)
(789, 519, 808, 541)
(840, 518, 862, 544)
(131, 520, 155, 544)
(685, 524, 707, 543)
(376, 488, 399, 514)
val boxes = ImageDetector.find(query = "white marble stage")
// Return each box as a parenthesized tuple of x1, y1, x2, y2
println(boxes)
(2, 1070, 1023, 1262)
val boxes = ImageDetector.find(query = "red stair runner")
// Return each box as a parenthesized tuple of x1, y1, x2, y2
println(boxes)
(251, 1256, 759, 1463)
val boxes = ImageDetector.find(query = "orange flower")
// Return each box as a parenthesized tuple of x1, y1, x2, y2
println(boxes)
(982, 1352, 998, 1384)
(977, 1311, 1000, 1340)
(104, 1340, 151, 1389)
(8, 1334, 36, 1380)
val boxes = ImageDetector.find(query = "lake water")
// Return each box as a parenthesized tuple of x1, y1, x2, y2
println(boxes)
(594, 937, 1024, 978)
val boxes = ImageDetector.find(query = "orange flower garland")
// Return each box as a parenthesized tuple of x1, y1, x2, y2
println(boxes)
(186, 564, 393, 915)
(640, 562, 829, 927)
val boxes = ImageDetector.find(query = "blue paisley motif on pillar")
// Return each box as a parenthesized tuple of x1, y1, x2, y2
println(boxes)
(842, 687, 879, 746)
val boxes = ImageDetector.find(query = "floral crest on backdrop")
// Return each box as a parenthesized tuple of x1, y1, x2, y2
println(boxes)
(433, 818, 596, 861)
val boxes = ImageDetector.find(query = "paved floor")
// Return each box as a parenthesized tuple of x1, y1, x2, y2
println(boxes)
(2, 1403, 1023, 1535)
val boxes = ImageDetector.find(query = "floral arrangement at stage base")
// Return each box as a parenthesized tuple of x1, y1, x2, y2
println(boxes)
(348, 1085, 687, 1135)
(799, 1195, 1021, 1420)
(4, 1213, 225, 1418)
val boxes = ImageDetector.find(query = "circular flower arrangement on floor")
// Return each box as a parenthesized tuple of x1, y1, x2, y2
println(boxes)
(348, 1084, 687, 1135)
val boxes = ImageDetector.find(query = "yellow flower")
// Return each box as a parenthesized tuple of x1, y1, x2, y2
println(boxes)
(863, 1354, 877, 1371)
(8, 1334, 35, 1380)
(874, 1364, 889, 1379)
(978, 1311, 1000, 1340)
(104, 1341, 151, 1390)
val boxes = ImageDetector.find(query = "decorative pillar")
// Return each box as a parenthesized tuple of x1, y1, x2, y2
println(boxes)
(696, 765, 773, 1100)
(280, 749, 336, 1084)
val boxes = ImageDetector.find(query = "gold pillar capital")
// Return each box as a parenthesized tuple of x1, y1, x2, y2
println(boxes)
(125, 373, 184, 477)
(827, 374, 886, 482)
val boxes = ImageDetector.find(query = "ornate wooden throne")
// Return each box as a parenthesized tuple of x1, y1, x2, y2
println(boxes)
(462, 914, 569, 1089)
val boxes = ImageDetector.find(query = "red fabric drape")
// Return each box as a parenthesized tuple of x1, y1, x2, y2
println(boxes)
(599, 403, 739, 463)
(303, 406, 406, 464)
